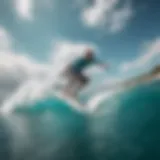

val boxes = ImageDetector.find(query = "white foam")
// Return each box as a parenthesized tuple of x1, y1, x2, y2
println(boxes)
(87, 91, 116, 112)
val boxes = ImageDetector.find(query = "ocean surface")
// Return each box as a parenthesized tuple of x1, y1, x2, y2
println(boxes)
(0, 80, 160, 160)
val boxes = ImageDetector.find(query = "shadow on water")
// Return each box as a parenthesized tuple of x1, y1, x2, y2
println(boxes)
(86, 80, 160, 160)
(0, 117, 11, 160)
(114, 81, 160, 160)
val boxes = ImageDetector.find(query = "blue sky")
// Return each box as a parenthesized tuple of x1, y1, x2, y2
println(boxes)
(0, 0, 159, 97)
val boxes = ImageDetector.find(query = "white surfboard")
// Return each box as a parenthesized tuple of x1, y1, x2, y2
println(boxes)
(53, 91, 88, 113)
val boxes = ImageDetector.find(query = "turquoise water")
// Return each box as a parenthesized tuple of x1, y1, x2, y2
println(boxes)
(0, 80, 160, 160)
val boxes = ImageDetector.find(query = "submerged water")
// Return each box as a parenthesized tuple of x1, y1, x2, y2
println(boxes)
(0, 80, 160, 160)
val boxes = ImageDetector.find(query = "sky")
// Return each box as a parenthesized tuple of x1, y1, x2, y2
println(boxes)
(0, 0, 160, 106)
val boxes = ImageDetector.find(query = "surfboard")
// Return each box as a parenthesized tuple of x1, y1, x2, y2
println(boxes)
(53, 91, 87, 113)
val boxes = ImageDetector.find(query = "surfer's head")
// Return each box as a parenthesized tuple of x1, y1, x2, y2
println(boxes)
(84, 48, 94, 60)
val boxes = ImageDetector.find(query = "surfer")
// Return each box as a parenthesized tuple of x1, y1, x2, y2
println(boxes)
(62, 48, 108, 98)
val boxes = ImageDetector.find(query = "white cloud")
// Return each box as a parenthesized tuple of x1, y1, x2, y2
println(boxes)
(14, 0, 54, 20)
(82, 0, 117, 27)
(81, 0, 133, 33)
(0, 26, 51, 107)
(0, 50, 50, 106)
(109, 4, 133, 33)
(121, 38, 160, 72)
(14, 0, 33, 20)
(0, 27, 49, 78)
(0, 51, 49, 77)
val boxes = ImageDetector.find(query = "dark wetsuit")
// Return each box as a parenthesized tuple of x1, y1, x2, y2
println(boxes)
(67, 57, 97, 84)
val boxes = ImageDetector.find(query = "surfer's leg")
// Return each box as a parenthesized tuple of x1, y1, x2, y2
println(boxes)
(63, 69, 77, 96)
(72, 74, 89, 95)
(63, 78, 74, 95)
(67, 75, 83, 98)
(65, 73, 84, 98)
(63, 69, 89, 98)
(69, 81, 81, 98)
